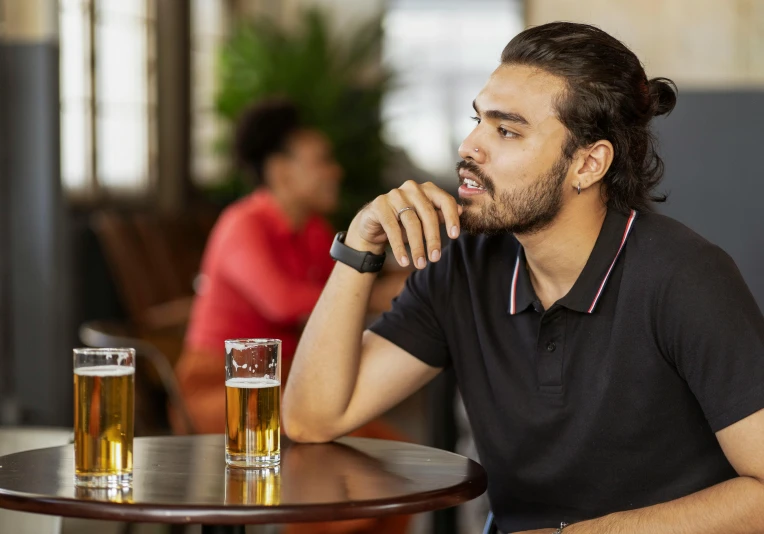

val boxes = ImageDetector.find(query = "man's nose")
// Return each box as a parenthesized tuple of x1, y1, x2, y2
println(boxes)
(458, 134, 486, 163)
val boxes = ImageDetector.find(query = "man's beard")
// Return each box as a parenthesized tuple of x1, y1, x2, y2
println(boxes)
(457, 155, 569, 236)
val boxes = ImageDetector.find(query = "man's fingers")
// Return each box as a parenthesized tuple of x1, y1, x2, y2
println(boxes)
(396, 207, 427, 269)
(420, 182, 461, 239)
(405, 189, 442, 262)
(371, 197, 409, 267)
(359, 181, 461, 271)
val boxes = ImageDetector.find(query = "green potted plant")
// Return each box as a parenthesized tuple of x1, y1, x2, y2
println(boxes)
(210, 8, 391, 229)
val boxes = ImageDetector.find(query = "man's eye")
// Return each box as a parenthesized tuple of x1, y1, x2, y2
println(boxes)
(498, 127, 517, 139)
(470, 116, 481, 124)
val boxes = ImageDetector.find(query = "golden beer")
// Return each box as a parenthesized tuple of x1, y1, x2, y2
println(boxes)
(225, 377, 281, 467)
(224, 466, 281, 505)
(74, 365, 134, 487)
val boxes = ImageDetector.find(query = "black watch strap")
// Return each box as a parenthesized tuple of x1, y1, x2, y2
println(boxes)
(330, 231, 386, 273)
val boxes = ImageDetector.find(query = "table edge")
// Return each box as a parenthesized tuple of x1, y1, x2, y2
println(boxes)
(0, 473, 487, 524)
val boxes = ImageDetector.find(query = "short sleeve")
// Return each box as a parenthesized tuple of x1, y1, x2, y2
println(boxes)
(368, 251, 452, 368)
(659, 244, 764, 432)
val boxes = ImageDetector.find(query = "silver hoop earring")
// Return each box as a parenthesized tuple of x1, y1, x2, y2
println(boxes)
(577, 183, 581, 195)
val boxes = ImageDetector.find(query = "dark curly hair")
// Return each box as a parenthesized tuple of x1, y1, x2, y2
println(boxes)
(234, 98, 302, 186)
(501, 22, 677, 213)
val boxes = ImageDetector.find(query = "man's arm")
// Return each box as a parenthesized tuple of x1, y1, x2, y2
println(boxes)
(282, 181, 462, 443)
(519, 408, 764, 534)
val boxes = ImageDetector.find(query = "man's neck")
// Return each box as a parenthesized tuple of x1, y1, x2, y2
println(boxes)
(516, 202, 608, 310)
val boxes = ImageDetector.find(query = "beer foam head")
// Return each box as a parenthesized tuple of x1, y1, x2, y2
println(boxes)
(226, 339, 280, 351)
(74, 365, 135, 377)
(225, 377, 280, 388)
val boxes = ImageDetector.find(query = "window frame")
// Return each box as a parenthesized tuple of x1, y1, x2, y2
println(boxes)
(59, 0, 158, 206)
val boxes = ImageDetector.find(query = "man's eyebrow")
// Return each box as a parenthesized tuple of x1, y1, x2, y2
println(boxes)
(472, 99, 530, 126)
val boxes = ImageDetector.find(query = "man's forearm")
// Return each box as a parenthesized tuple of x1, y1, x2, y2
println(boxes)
(282, 251, 379, 442)
(566, 476, 764, 534)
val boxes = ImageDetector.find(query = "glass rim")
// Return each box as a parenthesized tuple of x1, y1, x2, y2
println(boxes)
(225, 338, 281, 348)
(73, 347, 136, 356)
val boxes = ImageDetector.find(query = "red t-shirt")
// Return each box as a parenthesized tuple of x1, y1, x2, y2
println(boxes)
(185, 190, 336, 361)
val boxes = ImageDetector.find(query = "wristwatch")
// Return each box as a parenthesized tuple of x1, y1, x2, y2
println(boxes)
(554, 522, 569, 533)
(330, 231, 386, 273)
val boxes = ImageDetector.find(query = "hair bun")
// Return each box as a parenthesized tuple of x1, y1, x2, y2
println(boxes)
(648, 77, 677, 117)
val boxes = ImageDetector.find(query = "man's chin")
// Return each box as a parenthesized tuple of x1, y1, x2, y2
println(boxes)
(460, 211, 506, 236)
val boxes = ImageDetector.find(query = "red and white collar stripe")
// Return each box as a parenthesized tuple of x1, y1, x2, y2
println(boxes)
(509, 252, 521, 315)
(587, 209, 637, 313)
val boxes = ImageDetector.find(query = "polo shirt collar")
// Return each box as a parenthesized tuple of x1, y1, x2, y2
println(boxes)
(508, 208, 638, 315)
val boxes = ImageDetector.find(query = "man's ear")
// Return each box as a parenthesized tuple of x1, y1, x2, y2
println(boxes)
(571, 140, 613, 193)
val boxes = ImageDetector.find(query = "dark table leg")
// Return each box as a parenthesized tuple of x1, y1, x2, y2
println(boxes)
(201, 525, 246, 534)
(429, 369, 458, 534)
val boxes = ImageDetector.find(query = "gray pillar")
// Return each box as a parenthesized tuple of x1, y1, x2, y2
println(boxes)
(0, 27, 12, 424)
(1, 0, 74, 426)
(156, 0, 191, 214)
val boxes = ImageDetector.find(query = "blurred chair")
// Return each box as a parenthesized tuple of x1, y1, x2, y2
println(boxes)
(79, 321, 195, 436)
(90, 210, 213, 335)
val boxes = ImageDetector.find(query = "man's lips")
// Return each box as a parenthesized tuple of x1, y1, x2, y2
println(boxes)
(458, 169, 488, 196)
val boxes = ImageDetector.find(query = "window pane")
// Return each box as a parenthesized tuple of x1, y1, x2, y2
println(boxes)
(191, 0, 229, 185)
(96, 0, 148, 20)
(97, 107, 148, 189)
(382, 0, 524, 179)
(60, 0, 90, 100)
(192, 0, 226, 37)
(192, 113, 228, 180)
(96, 14, 147, 105)
(61, 100, 92, 190)
(192, 47, 217, 101)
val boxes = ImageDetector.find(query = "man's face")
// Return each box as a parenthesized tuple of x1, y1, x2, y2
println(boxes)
(284, 130, 343, 215)
(457, 64, 572, 235)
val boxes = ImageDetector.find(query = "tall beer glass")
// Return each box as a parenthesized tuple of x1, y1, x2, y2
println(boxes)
(225, 339, 281, 467)
(73, 348, 135, 487)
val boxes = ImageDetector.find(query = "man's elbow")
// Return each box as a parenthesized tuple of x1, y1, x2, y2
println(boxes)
(282, 405, 339, 444)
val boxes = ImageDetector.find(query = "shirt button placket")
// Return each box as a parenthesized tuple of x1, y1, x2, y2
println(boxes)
(537, 309, 565, 392)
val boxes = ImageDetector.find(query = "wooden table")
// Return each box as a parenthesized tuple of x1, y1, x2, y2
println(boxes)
(0, 434, 487, 533)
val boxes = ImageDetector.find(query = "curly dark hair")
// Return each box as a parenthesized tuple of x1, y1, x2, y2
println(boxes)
(501, 22, 677, 213)
(234, 98, 302, 186)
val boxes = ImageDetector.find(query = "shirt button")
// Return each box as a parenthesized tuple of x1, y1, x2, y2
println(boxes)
(546, 341, 556, 352)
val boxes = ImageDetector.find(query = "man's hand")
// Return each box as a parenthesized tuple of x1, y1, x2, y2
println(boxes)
(346, 180, 463, 269)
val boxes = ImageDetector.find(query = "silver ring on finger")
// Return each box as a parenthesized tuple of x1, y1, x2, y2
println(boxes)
(396, 206, 416, 221)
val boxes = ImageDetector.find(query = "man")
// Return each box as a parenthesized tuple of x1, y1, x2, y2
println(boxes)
(283, 22, 764, 534)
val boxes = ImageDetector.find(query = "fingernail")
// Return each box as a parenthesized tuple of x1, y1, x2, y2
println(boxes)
(431, 249, 440, 262)
(400, 255, 409, 267)
(450, 226, 459, 238)
(417, 257, 426, 269)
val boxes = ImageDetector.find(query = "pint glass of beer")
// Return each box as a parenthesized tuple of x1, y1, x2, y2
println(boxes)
(225, 339, 281, 467)
(73, 348, 135, 487)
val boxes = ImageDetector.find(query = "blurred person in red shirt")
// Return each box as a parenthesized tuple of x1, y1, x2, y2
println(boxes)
(174, 99, 407, 447)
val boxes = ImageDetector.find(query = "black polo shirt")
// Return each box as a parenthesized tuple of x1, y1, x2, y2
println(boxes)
(370, 208, 764, 533)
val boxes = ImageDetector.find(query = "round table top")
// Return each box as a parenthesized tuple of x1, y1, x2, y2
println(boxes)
(0, 434, 487, 525)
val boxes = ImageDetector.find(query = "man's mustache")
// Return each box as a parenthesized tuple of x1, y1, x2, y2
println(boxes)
(455, 160, 496, 196)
